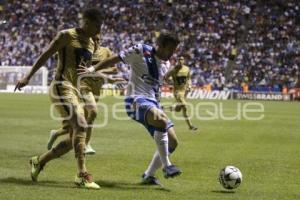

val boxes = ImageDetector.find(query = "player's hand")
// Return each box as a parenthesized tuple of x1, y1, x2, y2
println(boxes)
(77, 65, 95, 75)
(14, 77, 30, 92)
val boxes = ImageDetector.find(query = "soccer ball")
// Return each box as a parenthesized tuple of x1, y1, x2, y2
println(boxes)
(219, 166, 242, 189)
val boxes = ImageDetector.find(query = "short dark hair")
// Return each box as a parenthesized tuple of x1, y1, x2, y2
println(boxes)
(157, 31, 180, 47)
(82, 8, 103, 22)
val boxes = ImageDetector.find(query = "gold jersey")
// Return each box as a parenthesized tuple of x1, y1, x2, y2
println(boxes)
(92, 46, 113, 64)
(54, 28, 94, 87)
(80, 46, 114, 93)
(170, 65, 190, 91)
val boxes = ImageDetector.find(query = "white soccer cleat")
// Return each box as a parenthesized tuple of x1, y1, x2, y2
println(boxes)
(84, 144, 96, 155)
(74, 172, 100, 189)
(47, 130, 57, 150)
(29, 156, 43, 182)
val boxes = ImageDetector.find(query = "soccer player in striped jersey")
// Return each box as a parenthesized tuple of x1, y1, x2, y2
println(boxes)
(15, 8, 103, 189)
(78, 31, 182, 185)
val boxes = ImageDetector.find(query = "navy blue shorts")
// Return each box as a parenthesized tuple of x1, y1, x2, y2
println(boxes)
(124, 97, 174, 136)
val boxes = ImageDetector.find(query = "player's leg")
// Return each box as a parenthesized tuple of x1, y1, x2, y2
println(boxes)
(36, 82, 99, 189)
(68, 93, 100, 189)
(146, 107, 182, 178)
(71, 112, 99, 189)
(47, 120, 70, 150)
(142, 127, 179, 184)
(82, 90, 98, 154)
(162, 94, 184, 112)
(30, 83, 76, 181)
(30, 129, 73, 182)
(177, 91, 197, 130)
(182, 104, 197, 130)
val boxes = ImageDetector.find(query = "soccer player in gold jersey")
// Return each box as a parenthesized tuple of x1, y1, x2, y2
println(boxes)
(47, 33, 121, 154)
(14, 8, 103, 189)
(164, 56, 197, 131)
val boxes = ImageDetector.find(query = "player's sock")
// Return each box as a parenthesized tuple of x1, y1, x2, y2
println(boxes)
(153, 131, 171, 168)
(183, 107, 195, 129)
(74, 131, 87, 173)
(144, 151, 162, 177)
(47, 130, 57, 150)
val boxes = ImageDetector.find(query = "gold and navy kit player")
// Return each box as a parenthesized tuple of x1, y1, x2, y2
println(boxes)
(49, 28, 94, 119)
(169, 63, 190, 105)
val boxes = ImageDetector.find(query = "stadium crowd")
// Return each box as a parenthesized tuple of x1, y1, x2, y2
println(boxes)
(0, 0, 299, 91)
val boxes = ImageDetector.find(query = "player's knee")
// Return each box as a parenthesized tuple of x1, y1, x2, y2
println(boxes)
(175, 104, 183, 112)
(147, 108, 171, 130)
(88, 109, 97, 122)
(155, 118, 169, 130)
(72, 114, 88, 131)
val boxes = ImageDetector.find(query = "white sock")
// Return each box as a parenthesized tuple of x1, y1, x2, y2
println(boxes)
(144, 151, 162, 177)
(153, 130, 171, 168)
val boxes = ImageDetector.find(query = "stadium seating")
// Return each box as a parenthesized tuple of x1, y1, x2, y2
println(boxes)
(0, 0, 299, 91)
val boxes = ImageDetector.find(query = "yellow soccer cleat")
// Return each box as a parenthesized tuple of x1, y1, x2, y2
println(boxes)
(29, 156, 43, 182)
(74, 172, 100, 189)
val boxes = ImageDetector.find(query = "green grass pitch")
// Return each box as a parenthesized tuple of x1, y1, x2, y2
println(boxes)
(0, 93, 299, 200)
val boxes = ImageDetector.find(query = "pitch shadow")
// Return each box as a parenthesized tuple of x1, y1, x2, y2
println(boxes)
(211, 190, 236, 194)
(0, 177, 171, 192)
(0, 177, 73, 189)
(96, 179, 171, 192)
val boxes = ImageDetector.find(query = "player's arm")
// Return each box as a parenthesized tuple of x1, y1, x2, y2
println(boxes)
(163, 67, 174, 83)
(78, 44, 142, 75)
(78, 55, 121, 75)
(14, 32, 70, 91)
(99, 66, 118, 74)
(99, 50, 119, 74)
(95, 71, 125, 83)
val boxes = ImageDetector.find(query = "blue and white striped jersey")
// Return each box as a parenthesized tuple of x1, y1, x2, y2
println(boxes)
(119, 44, 170, 101)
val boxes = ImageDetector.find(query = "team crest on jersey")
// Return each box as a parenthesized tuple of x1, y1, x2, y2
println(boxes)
(143, 51, 153, 63)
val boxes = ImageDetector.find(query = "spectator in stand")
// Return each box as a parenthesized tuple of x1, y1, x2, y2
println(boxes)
(0, 0, 299, 92)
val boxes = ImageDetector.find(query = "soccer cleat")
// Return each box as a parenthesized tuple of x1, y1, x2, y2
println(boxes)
(29, 156, 44, 182)
(161, 105, 173, 112)
(141, 173, 162, 186)
(74, 172, 100, 189)
(163, 165, 182, 179)
(189, 126, 198, 131)
(47, 130, 57, 150)
(84, 144, 96, 155)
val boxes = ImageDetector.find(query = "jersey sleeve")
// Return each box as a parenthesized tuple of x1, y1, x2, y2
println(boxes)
(106, 48, 114, 57)
(160, 60, 171, 76)
(50, 30, 72, 49)
(118, 44, 143, 64)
